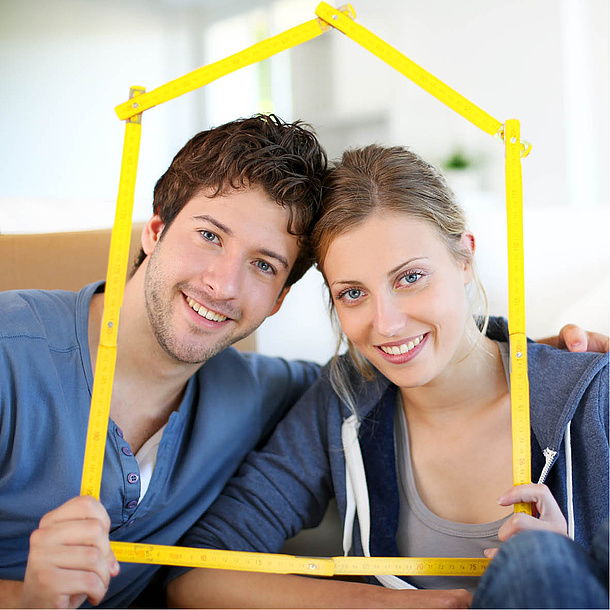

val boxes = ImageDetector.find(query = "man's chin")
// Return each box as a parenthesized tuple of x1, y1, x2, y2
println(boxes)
(165, 331, 255, 365)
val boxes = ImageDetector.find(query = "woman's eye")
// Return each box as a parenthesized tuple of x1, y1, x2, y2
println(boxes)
(338, 288, 363, 302)
(400, 272, 422, 286)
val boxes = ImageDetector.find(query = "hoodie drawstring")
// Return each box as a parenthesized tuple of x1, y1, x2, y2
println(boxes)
(341, 416, 415, 590)
(564, 421, 575, 540)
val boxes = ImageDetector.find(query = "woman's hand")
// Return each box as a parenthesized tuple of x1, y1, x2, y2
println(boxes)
(484, 483, 567, 559)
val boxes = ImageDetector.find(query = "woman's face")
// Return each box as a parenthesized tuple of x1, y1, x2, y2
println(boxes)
(323, 211, 475, 389)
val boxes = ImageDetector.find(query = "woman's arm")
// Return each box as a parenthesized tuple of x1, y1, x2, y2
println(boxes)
(167, 568, 472, 609)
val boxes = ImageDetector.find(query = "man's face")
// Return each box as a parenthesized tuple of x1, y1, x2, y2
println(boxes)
(141, 187, 299, 364)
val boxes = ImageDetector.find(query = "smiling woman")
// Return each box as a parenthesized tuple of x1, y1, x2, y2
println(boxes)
(166, 143, 608, 609)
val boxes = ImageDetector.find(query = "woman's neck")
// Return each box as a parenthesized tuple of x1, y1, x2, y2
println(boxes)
(399, 328, 507, 427)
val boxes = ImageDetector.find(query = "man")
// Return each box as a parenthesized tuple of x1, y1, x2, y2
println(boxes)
(471, 519, 609, 608)
(0, 114, 327, 608)
(0, 113, 604, 609)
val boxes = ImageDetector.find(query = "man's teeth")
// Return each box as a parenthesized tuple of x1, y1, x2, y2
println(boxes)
(186, 297, 227, 322)
(380, 334, 425, 356)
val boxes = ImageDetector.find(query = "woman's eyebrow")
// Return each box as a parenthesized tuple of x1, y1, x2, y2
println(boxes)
(387, 257, 429, 277)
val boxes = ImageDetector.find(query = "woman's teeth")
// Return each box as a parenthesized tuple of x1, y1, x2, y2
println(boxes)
(380, 334, 425, 355)
(186, 297, 227, 322)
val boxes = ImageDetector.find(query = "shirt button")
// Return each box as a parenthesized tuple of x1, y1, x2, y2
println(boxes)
(116, 427, 124, 438)
(121, 446, 133, 457)
(127, 472, 139, 484)
(126, 500, 138, 509)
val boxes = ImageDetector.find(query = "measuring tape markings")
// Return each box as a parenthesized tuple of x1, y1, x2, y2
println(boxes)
(112, 542, 335, 576)
(80, 88, 144, 499)
(504, 119, 533, 515)
(83, 8, 533, 574)
(111, 541, 488, 577)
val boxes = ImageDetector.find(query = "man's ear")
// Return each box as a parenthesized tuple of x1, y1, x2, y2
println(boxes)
(269, 286, 291, 317)
(142, 215, 166, 255)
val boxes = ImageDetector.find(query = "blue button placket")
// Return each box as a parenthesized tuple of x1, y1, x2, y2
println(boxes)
(114, 424, 141, 519)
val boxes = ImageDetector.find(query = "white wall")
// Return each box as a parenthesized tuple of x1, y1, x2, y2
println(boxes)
(0, 0, 207, 229)
(1, 0, 608, 363)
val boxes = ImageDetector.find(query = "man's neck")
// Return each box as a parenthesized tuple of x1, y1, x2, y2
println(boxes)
(87, 275, 202, 454)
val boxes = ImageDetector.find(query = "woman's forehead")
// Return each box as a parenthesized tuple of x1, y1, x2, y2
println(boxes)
(323, 213, 448, 271)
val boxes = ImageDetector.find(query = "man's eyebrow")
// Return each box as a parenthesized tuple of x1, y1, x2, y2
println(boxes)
(193, 214, 289, 270)
(258, 248, 289, 271)
(192, 214, 233, 236)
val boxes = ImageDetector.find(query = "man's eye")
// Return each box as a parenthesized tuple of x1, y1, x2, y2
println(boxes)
(255, 260, 275, 275)
(200, 230, 219, 243)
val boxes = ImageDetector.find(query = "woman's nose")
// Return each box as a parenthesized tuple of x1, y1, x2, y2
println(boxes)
(372, 293, 405, 337)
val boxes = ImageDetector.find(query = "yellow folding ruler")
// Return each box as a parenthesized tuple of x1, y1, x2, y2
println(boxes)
(112, 541, 488, 576)
(81, 1, 533, 577)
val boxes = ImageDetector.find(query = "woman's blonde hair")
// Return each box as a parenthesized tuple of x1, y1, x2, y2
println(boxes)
(311, 144, 488, 414)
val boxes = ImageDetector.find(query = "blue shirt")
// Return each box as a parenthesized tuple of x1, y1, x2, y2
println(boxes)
(0, 282, 319, 607)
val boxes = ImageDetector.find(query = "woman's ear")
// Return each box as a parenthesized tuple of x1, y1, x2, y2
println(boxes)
(141, 215, 166, 255)
(459, 231, 476, 284)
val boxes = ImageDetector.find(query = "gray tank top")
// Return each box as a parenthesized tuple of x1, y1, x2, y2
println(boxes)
(394, 341, 510, 594)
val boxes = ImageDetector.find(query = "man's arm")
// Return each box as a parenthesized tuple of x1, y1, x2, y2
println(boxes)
(167, 568, 471, 609)
(0, 496, 119, 609)
(0, 581, 23, 608)
(539, 324, 609, 353)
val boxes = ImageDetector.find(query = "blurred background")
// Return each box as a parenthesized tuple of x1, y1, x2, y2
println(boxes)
(1, 0, 608, 363)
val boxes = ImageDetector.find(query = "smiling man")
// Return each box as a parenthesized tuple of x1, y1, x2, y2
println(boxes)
(0, 114, 327, 609)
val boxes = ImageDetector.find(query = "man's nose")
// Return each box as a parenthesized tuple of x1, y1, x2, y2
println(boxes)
(201, 253, 243, 301)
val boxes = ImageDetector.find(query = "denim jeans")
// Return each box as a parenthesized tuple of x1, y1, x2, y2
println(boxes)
(472, 520, 609, 609)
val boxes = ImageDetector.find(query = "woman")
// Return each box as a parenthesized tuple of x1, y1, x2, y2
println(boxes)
(168, 145, 609, 608)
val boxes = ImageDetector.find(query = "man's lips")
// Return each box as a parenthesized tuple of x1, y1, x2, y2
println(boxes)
(184, 294, 230, 322)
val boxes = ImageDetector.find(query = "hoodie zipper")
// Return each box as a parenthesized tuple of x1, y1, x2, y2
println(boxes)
(537, 447, 557, 485)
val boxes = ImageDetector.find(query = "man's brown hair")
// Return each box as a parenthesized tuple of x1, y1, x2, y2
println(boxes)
(134, 114, 327, 286)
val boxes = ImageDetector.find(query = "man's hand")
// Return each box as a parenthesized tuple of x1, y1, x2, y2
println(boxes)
(539, 324, 609, 353)
(21, 496, 119, 609)
(484, 483, 567, 560)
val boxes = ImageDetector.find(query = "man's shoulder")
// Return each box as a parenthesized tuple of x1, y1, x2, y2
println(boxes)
(197, 347, 320, 390)
(0, 285, 93, 347)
